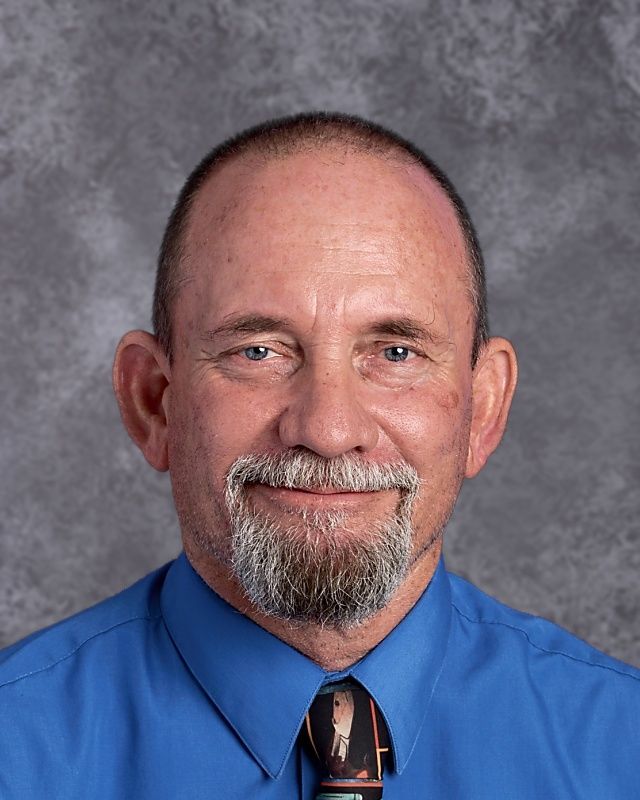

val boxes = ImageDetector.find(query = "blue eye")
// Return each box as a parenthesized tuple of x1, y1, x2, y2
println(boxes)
(243, 346, 270, 361)
(384, 346, 412, 362)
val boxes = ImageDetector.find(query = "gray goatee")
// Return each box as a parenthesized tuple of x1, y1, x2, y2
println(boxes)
(225, 449, 421, 628)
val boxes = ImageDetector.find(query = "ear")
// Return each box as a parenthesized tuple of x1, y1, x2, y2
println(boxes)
(465, 336, 518, 478)
(112, 330, 171, 472)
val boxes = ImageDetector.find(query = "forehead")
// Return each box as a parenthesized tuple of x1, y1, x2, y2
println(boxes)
(178, 147, 472, 339)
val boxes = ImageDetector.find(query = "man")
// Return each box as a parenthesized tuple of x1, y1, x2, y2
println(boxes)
(1, 113, 638, 798)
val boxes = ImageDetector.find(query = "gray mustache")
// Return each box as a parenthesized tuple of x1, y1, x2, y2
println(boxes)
(226, 449, 421, 495)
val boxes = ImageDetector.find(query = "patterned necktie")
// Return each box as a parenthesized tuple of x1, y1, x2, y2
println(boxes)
(303, 680, 390, 800)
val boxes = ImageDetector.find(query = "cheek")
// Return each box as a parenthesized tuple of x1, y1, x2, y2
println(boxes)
(437, 386, 460, 412)
(169, 380, 280, 478)
(378, 383, 471, 465)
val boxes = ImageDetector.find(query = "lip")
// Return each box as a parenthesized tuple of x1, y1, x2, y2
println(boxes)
(284, 486, 359, 495)
(248, 483, 393, 509)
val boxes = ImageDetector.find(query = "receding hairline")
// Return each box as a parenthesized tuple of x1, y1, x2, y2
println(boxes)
(185, 138, 470, 260)
(153, 113, 489, 364)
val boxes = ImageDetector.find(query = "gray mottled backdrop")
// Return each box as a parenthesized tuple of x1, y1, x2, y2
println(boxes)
(1, 0, 639, 664)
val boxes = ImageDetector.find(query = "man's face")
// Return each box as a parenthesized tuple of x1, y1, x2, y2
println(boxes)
(166, 148, 476, 624)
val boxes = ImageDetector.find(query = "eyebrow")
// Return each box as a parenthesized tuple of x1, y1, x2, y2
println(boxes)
(201, 313, 447, 345)
(366, 317, 448, 346)
(202, 314, 294, 341)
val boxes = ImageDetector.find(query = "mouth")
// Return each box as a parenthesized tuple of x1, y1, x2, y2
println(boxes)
(247, 483, 396, 510)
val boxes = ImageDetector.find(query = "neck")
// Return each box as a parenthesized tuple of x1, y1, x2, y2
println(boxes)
(184, 538, 442, 672)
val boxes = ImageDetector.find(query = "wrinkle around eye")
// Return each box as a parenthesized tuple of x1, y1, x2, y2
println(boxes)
(358, 348, 430, 387)
(195, 345, 289, 370)
(217, 344, 302, 381)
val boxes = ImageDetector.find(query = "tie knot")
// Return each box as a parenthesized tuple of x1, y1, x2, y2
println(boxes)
(303, 681, 390, 799)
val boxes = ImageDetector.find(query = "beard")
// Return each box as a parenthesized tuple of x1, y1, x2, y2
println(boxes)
(223, 449, 423, 628)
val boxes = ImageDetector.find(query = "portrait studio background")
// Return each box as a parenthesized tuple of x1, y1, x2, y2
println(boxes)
(2, 0, 639, 665)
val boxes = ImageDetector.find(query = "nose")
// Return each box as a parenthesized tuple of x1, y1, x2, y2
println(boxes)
(278, 360, 379, 458)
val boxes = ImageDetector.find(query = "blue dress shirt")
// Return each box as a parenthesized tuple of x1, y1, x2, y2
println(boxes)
(1, 552, 639, 797)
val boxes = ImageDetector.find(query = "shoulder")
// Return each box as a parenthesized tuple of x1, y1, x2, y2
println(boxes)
(0, 561, 172, 692)
(447, 569, 640, 686)
(433, 571, 640, 793)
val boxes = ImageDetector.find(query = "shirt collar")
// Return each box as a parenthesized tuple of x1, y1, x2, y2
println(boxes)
(161, 552, 451, 778)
